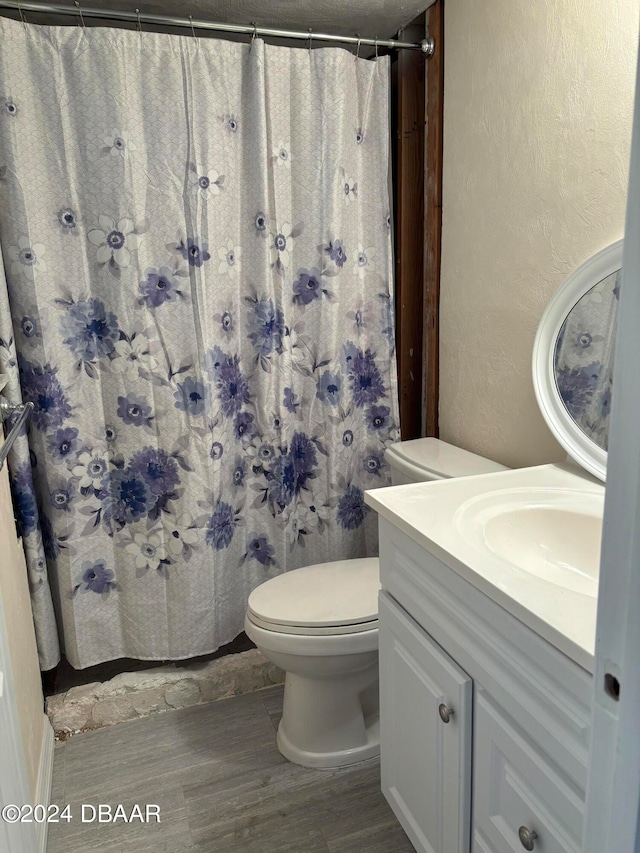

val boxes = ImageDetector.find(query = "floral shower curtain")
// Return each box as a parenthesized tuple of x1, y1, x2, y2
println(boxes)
(0, 17, 399, 670)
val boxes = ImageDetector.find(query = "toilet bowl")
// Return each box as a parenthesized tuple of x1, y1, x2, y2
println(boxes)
(245, 438, 508, 769)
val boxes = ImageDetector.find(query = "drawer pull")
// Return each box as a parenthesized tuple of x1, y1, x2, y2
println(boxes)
(438, 703, 454, 724)
(518, 826, 538, 850)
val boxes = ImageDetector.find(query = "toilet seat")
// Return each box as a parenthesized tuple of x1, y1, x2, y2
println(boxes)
(247, 557, 380, 636)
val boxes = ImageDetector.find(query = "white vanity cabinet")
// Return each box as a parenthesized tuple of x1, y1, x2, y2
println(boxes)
(377, 518, 593, 853)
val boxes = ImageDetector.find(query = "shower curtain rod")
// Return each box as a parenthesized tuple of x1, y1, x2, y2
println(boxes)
(0, 1, 436, 55)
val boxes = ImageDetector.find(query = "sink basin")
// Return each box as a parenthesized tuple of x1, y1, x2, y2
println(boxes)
(456, 487, 604, 597)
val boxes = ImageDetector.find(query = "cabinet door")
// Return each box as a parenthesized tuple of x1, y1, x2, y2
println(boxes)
(473, 690, 583, 853)
(379, 592, 472, 853)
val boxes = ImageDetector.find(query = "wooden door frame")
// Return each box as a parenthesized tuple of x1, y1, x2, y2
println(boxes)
(393, 0, 444, 440)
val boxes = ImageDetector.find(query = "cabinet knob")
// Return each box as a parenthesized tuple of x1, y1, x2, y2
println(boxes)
(518, 826, 538, 850)
(438, 703, 454, 724)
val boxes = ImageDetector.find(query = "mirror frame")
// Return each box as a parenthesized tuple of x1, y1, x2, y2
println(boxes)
(532, 239, 623, 482)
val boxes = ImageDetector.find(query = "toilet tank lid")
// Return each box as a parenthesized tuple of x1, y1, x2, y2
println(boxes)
(385, 438, 508, 479)
(247, 558, 380, 629)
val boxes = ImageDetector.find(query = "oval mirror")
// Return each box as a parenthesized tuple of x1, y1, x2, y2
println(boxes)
(533, 240, 622, 482)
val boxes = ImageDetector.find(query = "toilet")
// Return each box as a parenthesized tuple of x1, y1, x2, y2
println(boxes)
(245, 437, 507, 769)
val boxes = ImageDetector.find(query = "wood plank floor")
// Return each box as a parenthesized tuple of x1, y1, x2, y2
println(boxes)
(47, 685, 414, 852)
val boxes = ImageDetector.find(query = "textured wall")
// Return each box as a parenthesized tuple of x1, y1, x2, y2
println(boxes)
(439, 0, 639, 468)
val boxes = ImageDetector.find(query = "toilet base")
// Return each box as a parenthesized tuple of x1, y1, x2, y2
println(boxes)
(274, 665, 380, 769)
(276, 715, 380, 769)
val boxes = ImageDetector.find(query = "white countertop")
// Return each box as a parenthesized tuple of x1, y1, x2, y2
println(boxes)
(365, 463, 605, 673)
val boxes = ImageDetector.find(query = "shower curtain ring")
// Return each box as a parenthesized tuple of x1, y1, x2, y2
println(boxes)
(189, 15, 197, 39)
(250, 22, 257, 49)
(308, 28, 313, 54)
(374, 37, 378, 58)
(355, 35, 361, 60)
(135, 8, 142, 32)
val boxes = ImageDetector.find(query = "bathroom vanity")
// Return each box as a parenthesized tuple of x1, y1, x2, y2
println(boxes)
(366, 463, 602, 853)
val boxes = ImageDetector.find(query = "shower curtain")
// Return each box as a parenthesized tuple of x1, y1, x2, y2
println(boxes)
(0, 17, 399, 670)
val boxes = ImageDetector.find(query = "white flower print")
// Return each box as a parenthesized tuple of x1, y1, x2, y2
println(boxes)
(161, 511, 200, 558)
(87, 214, 138, 273)
(124, 529, 168, 572)
(281, 325, 309, 371)
(281, 501, 306, 547)
(71, 449, 109, 490)
(102, 129, 135, 158)
(354, 245, 375, 275)
(272, 141, 291, 168)
(111, 334, 158, 381)
(189, 166, 225, 198)
(270, 222, 295, 271)
(340, 169, 357, 202)
(7, 236, 47, 280)
(346, 299, 376, 336)
(298, 488, 331, 533)
(217, 240, 242, 276)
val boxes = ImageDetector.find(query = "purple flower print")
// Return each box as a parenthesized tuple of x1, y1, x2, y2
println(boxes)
(11, 462, 38, 537)
(174, 377, 210, 416)
(101, 468, 153, 529)
(50, 485, 74, 512)
(60, 298, 119, 362)
(47, 427, 81, 463)
(327, 239, 347, 267)
(283, 387, 300, 414)
(266, 432, 318, 510)
(218, 360, 250, 417)
(178, 237, 211, 268)
(234, 411, 255, 440)
(267, 455, 296, 508)
(362, 452, 384, 477)
(20, 314, 41, 339)
(18, 356, 71, 431)
(117, 393, 153, 428)
(366, 405, 391, 433)
(316, 372, 342, 406)
(130, 447, 180, 497)
(254, 211, 268, 235)
(336, 485, 369, 530)
(246, 535, 276, 567)
(210, 441, 224, 463)
(75, 560, 117, 595)
(57, 207, 78, 234)
(349, 349, 385, 408)
(290, 432, 317, 483)
(232, 457, 247, 488)
(555, 362, 600, 419)
(205, 501, 237, 550)
(139, 267, 179, 307)
(247, 299, 287, 357)
(292, 268, 322, 306)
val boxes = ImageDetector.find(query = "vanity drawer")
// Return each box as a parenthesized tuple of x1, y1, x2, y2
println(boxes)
(473, 690, 583, 853)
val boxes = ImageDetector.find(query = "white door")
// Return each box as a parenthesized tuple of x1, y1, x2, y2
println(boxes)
(0, 585, 38, 853)
(583, 32, 640, 853)
(379, 592, 472, 853)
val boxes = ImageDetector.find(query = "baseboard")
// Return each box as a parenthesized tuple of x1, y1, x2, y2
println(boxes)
(35, 714, 54, 853)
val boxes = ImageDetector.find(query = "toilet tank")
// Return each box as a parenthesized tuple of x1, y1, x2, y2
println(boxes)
(385, 438, 508, 486)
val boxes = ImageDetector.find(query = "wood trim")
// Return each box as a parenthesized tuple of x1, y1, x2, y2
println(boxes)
(394, 28, 426, 440)
(423, 0, 444, 437)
